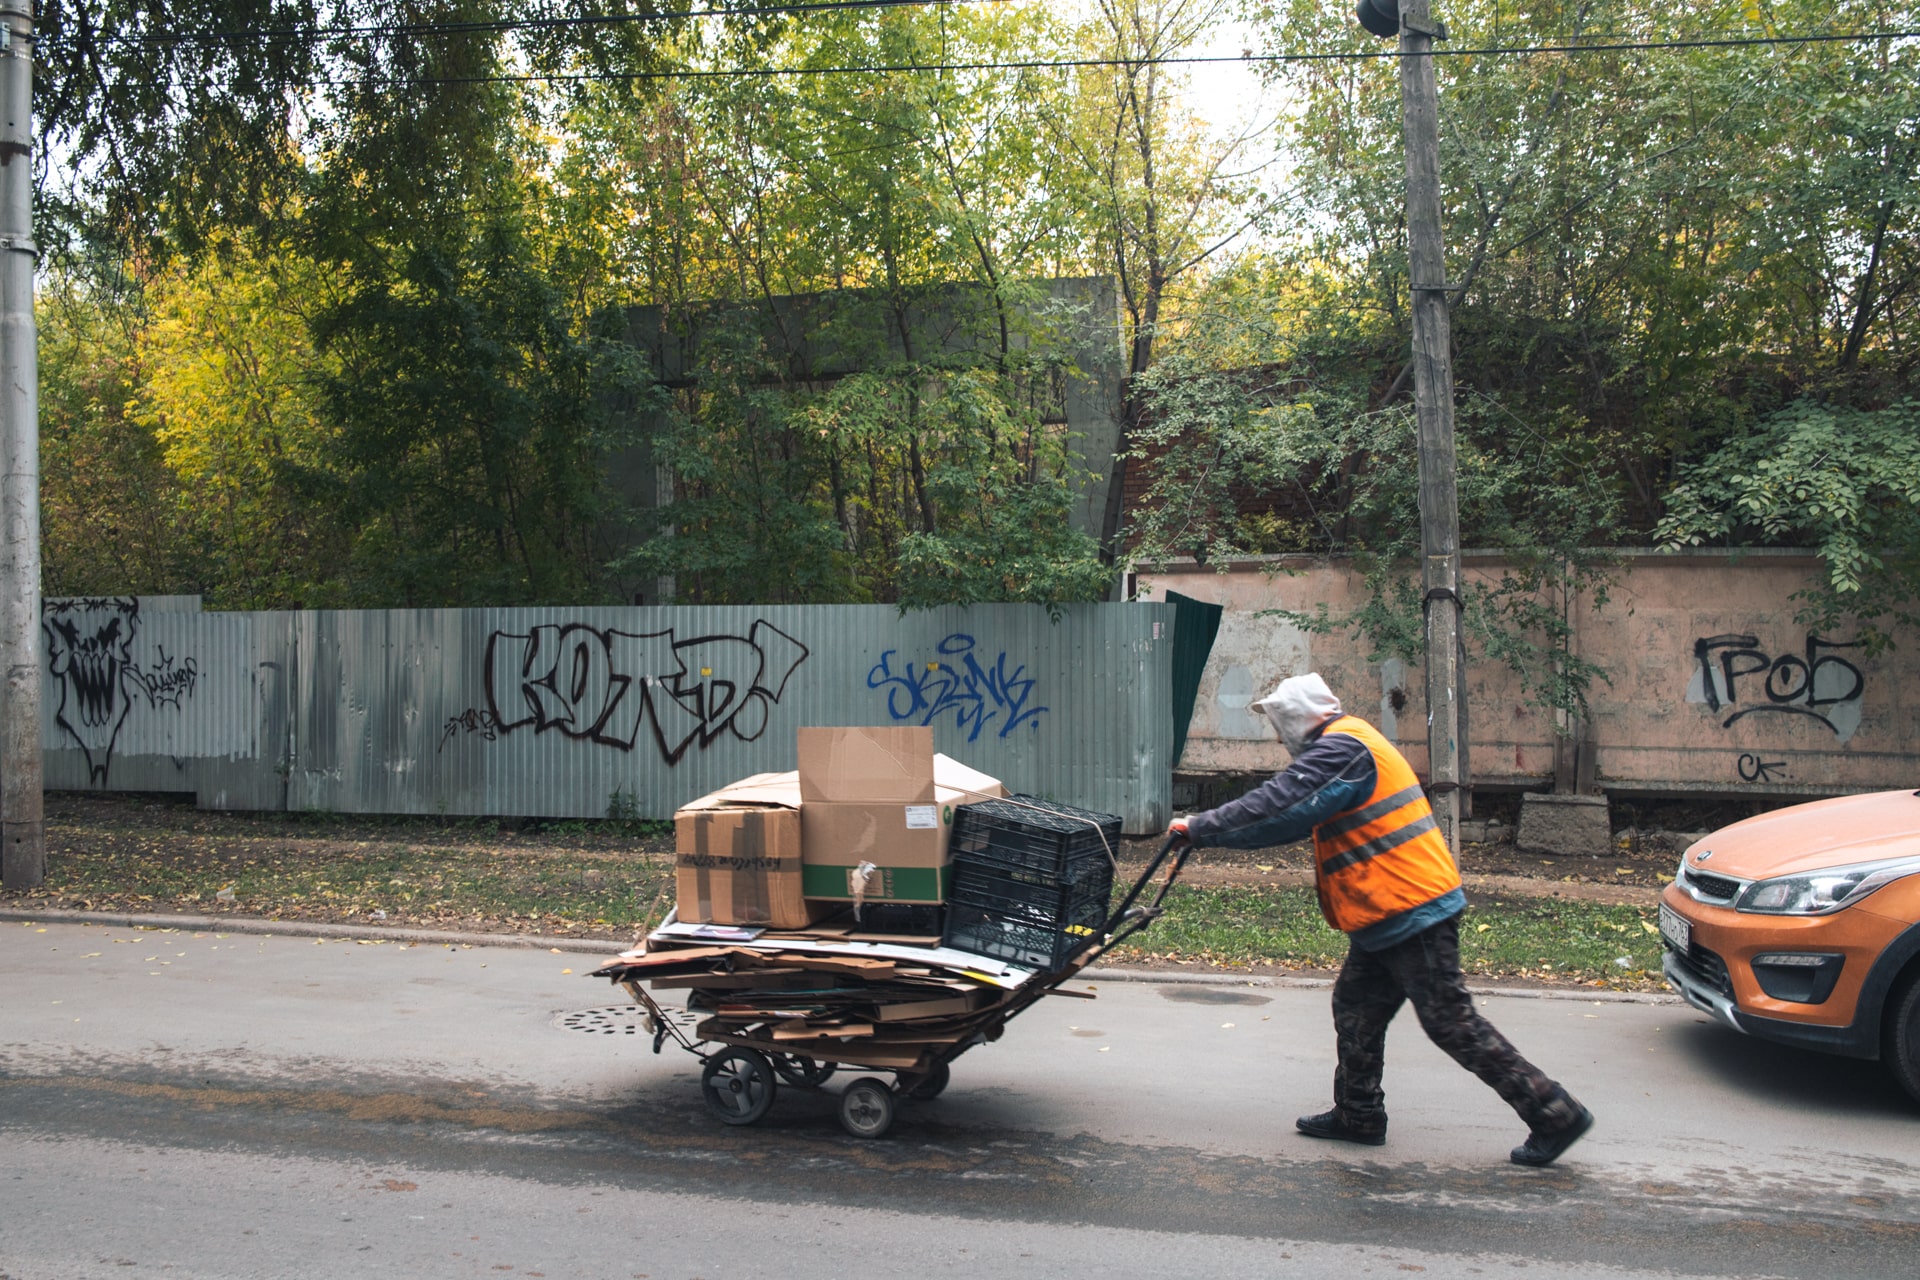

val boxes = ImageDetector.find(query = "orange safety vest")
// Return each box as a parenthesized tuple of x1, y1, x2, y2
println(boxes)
(1311, 715, 1461, 934)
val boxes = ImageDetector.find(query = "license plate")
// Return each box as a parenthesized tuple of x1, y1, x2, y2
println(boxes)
(1658, 901, 1692, 952)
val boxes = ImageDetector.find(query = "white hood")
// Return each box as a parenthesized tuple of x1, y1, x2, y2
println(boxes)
(1251, 673, 1343, 755)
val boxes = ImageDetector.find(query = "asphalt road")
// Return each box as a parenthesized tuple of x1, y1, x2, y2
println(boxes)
(4, 919, 1918, 1280)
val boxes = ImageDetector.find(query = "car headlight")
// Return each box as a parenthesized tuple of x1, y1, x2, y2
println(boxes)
(1734, 855, 1920, 915)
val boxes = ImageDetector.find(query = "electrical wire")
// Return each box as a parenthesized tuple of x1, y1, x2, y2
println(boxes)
(286, 28, 1920, 87)
(78, 0, 1018, 47)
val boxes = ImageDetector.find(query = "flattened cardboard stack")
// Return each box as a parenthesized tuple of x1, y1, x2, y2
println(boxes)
(591, 932, 1032, 1072)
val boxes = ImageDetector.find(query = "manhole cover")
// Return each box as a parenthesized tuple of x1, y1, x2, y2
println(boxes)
(554, 1005, 652, 1036)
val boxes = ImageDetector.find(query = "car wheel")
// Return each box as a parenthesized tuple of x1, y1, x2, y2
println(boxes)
(1885, 970, 1920, 1106)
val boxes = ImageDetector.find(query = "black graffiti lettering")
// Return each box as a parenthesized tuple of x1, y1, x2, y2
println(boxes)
(1806, 636, 1866, 706)
(476, 619, 809, 764)
(1764, 656, 1809, 703)
(1737, 753, 1788, 783)
(1693, 632, 1865, 733)
(1692, 635, 1758, 712)
(42, 597, 199, 785)
(1722, 649, 1772, 704)
(437, 708, 500, 753)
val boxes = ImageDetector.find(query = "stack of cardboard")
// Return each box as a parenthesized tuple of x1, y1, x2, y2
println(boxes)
(592, 929, 1036, 1072)
(671, 727, 1007, 930)
(623, 728, 1045, 1072)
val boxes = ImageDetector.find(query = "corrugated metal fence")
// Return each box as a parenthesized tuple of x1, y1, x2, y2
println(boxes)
(41, 599, 1179, 832)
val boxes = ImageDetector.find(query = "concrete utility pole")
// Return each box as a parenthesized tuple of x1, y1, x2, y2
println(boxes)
(1359, 0, 1463, 851)
(0, 3, 40, 891)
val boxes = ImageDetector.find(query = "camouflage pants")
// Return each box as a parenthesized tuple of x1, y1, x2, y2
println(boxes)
(1330, 914, 1581, 1133)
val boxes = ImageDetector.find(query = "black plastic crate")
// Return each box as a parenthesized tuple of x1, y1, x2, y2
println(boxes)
(947, 857, 1114, 918)
(942, 898, 1106, 971)
(942, 859, 1113, 971)
(950, 795, 1124, 880)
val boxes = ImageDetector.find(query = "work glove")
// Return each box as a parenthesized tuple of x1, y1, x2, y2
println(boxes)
(1166, 818, 1191, 848)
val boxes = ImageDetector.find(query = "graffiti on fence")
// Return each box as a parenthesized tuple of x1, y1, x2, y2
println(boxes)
(438, 707, 500, 751)
(867, 633, 1048, 742)
(43, 597, 200, 784)
(1687, 633, 1865, 742)
(464, 619, 809, 764)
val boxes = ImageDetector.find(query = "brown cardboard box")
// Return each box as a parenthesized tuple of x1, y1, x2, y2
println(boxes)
(797, 725, 936, 804)
(674, 773, 819, 930)
(794, 728, 1006, 904)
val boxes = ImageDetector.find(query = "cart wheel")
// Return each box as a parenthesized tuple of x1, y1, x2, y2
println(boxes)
(772, 1054, 837, 1089)
(700, 1049, 777, 1126)
(838, 1077, 896, 1139)
(905, 1060, 951, 1101)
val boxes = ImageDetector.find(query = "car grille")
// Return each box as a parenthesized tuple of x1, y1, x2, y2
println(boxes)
(1668, 941, 1734, 998)
(1683, 868, 1743, 901)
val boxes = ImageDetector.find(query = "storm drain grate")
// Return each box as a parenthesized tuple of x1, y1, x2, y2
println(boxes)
(554, 1005, 652, 1036)
(552, 1005, 703, 1037)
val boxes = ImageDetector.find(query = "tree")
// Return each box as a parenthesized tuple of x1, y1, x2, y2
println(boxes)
(128, 240, 349, 608)
(1049, 0, 1271, 560)
(1658, 399, 1920, 652)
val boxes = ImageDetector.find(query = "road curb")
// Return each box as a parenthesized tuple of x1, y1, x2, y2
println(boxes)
(1, 906, 1681, 1005)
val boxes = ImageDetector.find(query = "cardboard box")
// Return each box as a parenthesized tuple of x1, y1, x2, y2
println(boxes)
(674, 773, 819, 930)
(794, 728, 1006, 904)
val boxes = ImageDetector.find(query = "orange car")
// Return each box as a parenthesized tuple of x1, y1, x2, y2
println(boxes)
(1660, 789, 1920, 1103)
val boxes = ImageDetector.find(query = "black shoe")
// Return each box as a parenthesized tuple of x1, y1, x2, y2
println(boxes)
(1296, 1108, 1387, 1146)
(1510, 1105, 1594, 1167)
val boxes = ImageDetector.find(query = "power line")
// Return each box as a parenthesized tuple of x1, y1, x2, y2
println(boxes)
(292, 28, 1920, 87)
(81, 0, 1014, 47)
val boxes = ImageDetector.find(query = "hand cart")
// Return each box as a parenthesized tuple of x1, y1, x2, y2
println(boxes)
(600, 835, 1192, 1139)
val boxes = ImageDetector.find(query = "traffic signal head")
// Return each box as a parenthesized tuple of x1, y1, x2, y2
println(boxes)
(1356, 0, 1400, 37)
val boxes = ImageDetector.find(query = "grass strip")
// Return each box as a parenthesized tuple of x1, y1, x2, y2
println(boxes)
(16, 828, 1664, 986)
(17, 836, 679, 939)
(1104, 884, 1665, 989)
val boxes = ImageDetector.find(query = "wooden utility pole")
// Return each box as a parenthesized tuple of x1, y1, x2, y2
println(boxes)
(1359, 0, 1463, 849)
(0, 3, 41, 890)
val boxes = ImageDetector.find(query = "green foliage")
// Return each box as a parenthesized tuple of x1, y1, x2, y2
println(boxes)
(1124, 300, 1621, 721)
(1658, 399, 1920, 652)
(38, 270, 198, 597)
(37, 0, 1920, 626)
(311, 216, 650, 606)
(1255, 0, 1920, 524)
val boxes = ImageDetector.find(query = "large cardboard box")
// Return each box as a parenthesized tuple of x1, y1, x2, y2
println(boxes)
(674, 773, 818, 930)
(795, 727, 1006, 904)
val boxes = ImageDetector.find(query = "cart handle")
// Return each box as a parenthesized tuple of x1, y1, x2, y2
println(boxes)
(1098, 833, 1192, 951)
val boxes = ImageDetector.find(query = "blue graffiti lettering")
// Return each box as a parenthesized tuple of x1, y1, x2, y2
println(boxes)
(866, 634, 1047, 741)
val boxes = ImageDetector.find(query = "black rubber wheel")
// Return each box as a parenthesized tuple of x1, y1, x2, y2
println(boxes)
(700, 1049, 777, 1125)
(838, 1076, 896, 1139)
(905, 1060, 951, 1101)
(772, 1054, 837, 1089)
(1885, 971, 1920, 1106)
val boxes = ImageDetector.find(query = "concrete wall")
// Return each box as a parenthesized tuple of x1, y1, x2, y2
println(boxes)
(1139, 550, 1917, 799)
